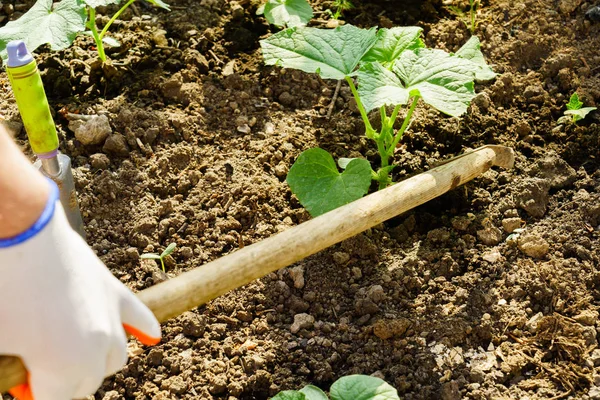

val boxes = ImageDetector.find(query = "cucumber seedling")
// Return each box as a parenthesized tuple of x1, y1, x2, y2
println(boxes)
(560, 92, 597, 124)
(141, 243, 176, 272)
(260, 26, 495, 216)
(0, 0, 170, 63)
(272, 374, 399, 400)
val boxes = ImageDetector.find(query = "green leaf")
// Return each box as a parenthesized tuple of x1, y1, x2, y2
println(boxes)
(0, 0, 87, 62)
(361, 27, 424, 65)
(263, 0, 313, 28)
(161, 243, 177, 257)
(564, 107, 596, 122)
(145, 0, 171, 11)
(299, 385, 328, 400)
(140, 253, 161, 260)
(393, 48, 476, 117)
(83, 0, 120, 7)
(357, 62, 409, 112)
(455, 36, 496, 81)
(257, 3, 266, 15)
(330, 375, 400, 400)
(272, 391, 307, 400)
(287, 148, 373, 216)
(566, 92, 583, 110)
(261, 25, 379, 80)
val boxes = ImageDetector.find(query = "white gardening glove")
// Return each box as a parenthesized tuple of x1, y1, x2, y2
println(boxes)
(0, 181, 161, 400)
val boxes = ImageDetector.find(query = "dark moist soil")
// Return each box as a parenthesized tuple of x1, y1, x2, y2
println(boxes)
(1, 0, 600, 398)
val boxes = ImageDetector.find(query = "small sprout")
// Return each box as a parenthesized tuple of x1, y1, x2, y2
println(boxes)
(331, 0, 354, 20)
(141, 243, 176, 272)
(448, 0, 480, 34)
(561, 92, 597, 124)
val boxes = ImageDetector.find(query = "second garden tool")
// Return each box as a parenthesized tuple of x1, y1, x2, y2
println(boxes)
(6, 40, 85, 238)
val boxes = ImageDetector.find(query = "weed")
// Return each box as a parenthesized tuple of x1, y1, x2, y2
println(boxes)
(560, 92, 597, 124)
(448, 0, 480, 34)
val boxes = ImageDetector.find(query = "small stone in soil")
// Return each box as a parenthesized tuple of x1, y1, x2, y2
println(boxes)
(180, 311, 207, 337)
(290, 313, 315, 333)
(89, 153, 111, 170)
(372, 318, 411, 340)
(477, 219, 503, 246)
(69, 115, 112, 146)
(518, 234, 549, 258)
(502, 217, 522, 233)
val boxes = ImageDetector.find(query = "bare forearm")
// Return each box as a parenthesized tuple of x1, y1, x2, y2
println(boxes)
(0, 125, 49, 238)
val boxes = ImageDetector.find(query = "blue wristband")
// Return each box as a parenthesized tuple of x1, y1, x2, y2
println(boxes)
(0, 179, 59, 248)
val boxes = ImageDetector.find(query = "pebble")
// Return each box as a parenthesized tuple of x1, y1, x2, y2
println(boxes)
(333, 251, 350, 264)
(589, 386, 600, 400)
(477, 219, 503, 246)
(514, 178, 550, 218)
(501, 217, 522, 233)
(102, 391, 121, 400)
(574, 309, 599, 326)
(518, 234, 549, 258)
(89, 153, 111, 170)
(372, 318, 411, 340)
(103, 134, 129, 157)
(482, 249, 502, 263)
(180, 312, 207, 337)
(290, 313, 315, 333)
(289, 266, 305, 289)
(69, 115, 112, 146)
(525, 312, 544, 332)
(367, 285, 385, 303)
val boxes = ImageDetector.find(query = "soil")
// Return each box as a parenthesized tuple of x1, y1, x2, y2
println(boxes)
(1, 0, 600, 398)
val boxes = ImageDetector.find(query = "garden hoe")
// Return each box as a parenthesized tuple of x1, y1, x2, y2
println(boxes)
(5, 41, 85, 238)
(0, 144, 514, 391)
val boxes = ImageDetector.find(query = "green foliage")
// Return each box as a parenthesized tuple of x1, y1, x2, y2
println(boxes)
(562, 92, 597, 123)
(141, 243, 176, 272)
(0, 0, 170, 63)
(261, 25, 378, 80)
(260, 24, 495, 216)
(257, 0, 313, 28)
(272, 375, 399, 400)
(286, 148, 372, 216)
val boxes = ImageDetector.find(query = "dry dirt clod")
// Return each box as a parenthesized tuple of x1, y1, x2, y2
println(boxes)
(477, 218, 503, 246)
(502, 217, 522, 233)
(69, 114, 112, 146)
(372, 318, 411, 340)
(518, 234, 550, 259)
(180, 311, 207, 337)
(513, 178, 551, 218)
(290, 313, 314, 333)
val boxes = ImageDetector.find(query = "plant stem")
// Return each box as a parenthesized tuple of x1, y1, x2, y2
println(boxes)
(160, 258, 165, 272)
(387, 96, 419, 156)
(100, 0, 136, 39)
(345, 76, 376, 139)
(87, 8, 106, 62)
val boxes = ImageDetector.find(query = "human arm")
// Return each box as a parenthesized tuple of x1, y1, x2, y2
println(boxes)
(0, 124, 161, 400)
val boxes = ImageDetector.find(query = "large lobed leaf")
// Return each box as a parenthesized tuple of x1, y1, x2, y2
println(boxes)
(455, 36, 496, 81)
(330, 375, 400, 400)
(393, 48, 476, 117)
(286, 148, 373, 217)
(361, 26, 424, 65)
(261, 24, 378, 80)
(261, 0, 313, 28)
(357, 62, 409, 112)
(0, 0, 87, 62)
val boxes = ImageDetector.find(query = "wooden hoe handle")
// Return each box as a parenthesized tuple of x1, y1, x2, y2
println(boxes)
(0, 145, 514, 393)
